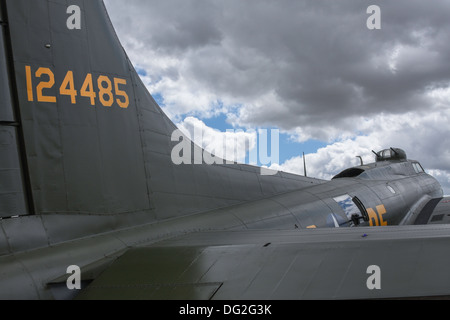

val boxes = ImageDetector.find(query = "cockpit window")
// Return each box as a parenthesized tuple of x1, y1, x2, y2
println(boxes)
(375, 148, 407, 162)
(412, 162, 425, 174)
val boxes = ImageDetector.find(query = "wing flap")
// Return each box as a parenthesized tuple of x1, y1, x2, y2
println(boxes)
(78, 279, 222, 300)
(77, 225, 450, 300)
(75, 246, 223, 300)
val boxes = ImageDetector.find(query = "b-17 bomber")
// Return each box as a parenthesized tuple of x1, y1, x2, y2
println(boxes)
(1, 0, 450, 300)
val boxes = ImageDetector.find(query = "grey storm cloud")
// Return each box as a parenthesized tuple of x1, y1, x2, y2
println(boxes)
(103, 0, 450, 194)
(104, 0, 450, 134)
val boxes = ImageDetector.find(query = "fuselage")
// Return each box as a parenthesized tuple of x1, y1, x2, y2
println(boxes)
(0, 156, 442, 299)
(214, 157, 443, 230)
(282, 160, 443, 228)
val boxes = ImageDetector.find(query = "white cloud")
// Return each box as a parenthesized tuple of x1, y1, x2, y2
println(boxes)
(271, 136, 381, 180)
(428, 170, 450, 196)
(273, 111, 450, 194)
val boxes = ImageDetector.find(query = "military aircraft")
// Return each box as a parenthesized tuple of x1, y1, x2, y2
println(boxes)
(1, 0, 450, 300)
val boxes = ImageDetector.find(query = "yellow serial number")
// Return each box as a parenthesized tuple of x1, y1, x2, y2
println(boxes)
(25, 66, 129, 109)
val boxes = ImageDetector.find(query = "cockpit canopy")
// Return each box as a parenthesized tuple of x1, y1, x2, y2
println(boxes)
(332, 148, 424, 180)
(374, 148, 407, 162)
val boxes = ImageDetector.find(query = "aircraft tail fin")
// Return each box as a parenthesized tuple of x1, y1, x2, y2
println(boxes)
(0, 0, 321, 226)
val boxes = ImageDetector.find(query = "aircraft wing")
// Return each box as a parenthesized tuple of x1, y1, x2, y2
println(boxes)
(75, 224, 450, 300)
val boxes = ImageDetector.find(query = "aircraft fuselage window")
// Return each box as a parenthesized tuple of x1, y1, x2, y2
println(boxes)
(412, 162, 424, 174)
(387, 185, 396, 194)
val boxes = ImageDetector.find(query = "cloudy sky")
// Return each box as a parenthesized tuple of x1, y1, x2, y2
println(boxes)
(103, 0, 450, 194)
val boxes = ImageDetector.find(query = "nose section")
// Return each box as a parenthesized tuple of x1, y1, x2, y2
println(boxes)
(423, 174, 444, 198)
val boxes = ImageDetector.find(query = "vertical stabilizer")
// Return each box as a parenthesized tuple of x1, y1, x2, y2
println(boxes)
(1, 0, 321, 227)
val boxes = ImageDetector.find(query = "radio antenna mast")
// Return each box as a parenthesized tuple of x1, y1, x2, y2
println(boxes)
(303, 152, 307, 177)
